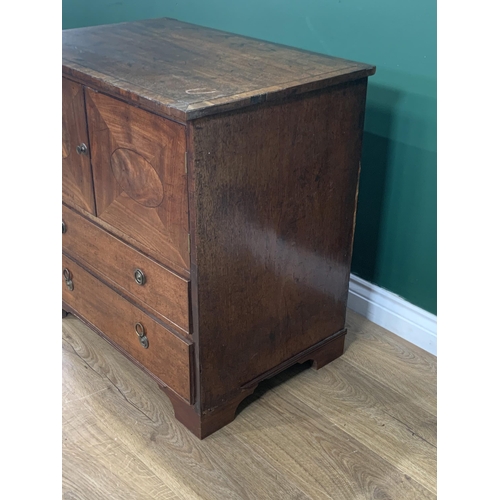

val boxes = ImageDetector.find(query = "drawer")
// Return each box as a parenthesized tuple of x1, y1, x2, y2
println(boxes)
(84, 89, 189, 272)
(62, 254, 193, 403)
(62, 204, 191, 335)
(62, 78, 95, 215)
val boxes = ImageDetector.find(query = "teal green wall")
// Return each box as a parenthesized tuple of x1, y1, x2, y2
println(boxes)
(63, 1, 437, 315)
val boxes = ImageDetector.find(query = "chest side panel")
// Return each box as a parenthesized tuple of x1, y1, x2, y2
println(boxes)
(192, 80, 368, 410)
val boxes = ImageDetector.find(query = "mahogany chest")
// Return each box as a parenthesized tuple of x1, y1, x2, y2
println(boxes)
(62, 17, 375, 438)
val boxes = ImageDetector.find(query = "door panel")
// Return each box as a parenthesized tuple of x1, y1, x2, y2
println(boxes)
(85, 88, 189, 271)
(62, 78, 95, 214)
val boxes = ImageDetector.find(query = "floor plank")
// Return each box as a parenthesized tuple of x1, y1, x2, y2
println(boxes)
(344, 313, 437, 417)
(272, 359, 436, 493)
(62, 310, 437, 499)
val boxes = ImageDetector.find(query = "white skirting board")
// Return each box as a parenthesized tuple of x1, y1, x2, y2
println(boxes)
(347, 274, 437, 356)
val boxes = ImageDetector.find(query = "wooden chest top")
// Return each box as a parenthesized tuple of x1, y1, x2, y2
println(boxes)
(62, 17, 375, 121)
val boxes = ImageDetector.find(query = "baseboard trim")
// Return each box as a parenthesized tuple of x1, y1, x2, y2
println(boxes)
(347, 274, 437, 356)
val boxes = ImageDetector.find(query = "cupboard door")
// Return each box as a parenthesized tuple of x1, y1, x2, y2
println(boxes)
(62, 78, 95, 214)
(85, 89, 189, 272)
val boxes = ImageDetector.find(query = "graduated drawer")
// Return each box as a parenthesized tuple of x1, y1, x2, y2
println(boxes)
(62, 254, 193, 402)
(62, 205, 190, 335)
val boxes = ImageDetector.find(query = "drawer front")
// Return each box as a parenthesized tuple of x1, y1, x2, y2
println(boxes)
(62, 78, 95, 215)
(85, 88, 189, 272)
(62, 205, 191, 335)
(62, 255, 193, 402)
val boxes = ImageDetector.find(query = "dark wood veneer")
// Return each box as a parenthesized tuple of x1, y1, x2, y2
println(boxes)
(191, 80, 367, 410)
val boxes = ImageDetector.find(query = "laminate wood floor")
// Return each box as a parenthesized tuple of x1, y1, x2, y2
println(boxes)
(62, 309, 436, 500)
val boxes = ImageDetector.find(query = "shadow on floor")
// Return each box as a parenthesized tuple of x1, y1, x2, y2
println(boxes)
(235, 360, 313, 416)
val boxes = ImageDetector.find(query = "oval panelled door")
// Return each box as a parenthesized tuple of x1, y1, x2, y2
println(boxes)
(84, 89, 189, 273)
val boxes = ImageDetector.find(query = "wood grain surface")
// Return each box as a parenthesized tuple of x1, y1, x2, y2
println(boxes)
(62, 309, 436, 499)
(62, 17, 375, 121)
(62, 78, 95, 215)
(85, 88, 189, 271)
(191, 80, 367, 410)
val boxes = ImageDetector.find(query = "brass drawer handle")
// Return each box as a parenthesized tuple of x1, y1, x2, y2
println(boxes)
(62, 221, 66, 234)
(135, 322, 149, 349)
(76, 143, 88, 155)
(134, 269, 146, 286)
(63, 268, 74, 291)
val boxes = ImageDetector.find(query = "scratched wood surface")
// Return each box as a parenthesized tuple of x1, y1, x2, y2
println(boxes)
(62, 17, 375, 121)
(62, 309, 436, 500)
